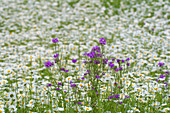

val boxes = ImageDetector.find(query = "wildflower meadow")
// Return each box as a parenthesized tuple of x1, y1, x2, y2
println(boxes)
(0, 0, 169, 113)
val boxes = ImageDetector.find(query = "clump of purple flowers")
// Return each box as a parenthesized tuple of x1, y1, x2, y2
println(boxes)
(59, 67, 69, 72)
(71, 83, 77, 87)
(53, 53, 59, 58)
(95, 75, 100, 79)
(107, 94, 120, 100)
(158, 62, 164, 67)
(99, 38, 106, 45)
(72, 59, 77, 63)
(84, 46, 102, 58)
(52, 38, 59, 43)
(45, 61, 54, 68)
(47, 83, 52, 87)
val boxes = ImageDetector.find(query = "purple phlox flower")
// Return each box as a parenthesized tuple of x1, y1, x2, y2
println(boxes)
(52, 38, 59, 43)
(109, 61, 113, 65)
(77, 102, 81, 105)
(158, 62, 164, 67)
(127, 63, 130, 66)
(156, 79, 159, 82)
(65, 70, 69, 72)
(102, 72, 105, 75)
(92, 87, 95, 90)
(103, 58, 108, 64)
(58, 82, 62, 86)
(107, 95, 115, 100)
(96, 91, 99, 96)
(165, 71, 169, 75)
(95, 75, 100, 79)
(117, 59, 121, 63)
(107, 96, 112, 100)
(99, 38, 106, 45)
(83, 61, 87, 63)
(56, 88, 60, 90)
(114, 94, 120, 99)
(83, 53, 88, 56)
(122, 59, 125, 62)
(87, 51, 95, 58)
(97, 54, 101, 57)
(69, 81, 72, 84)
(126, 58, 130, 61)
(64, 91, 67, 93)
(91, 51, 96, 58)
(53, 53, 59, 58)
(159, 74, 166, 79)
(109, 64, 114, 68)
(94, 60, 100, 64)
(54, 59, 60, 63)
(59, 67, 65, 71)
(47, 83, 52, 87)
(164, 82, 168, 87)
(119, 102, 123, 104)
(114, 82, 117, 85)
(92, 46, 101, 53)
(125, 95, 130, 99)
(45, 61, 54, 68)
(87, 70, 90, 72)
(84, 73, 87, 75)
(119, 67, 123, 70)
(81, 77, 85, 80)
(71, 83, 77, 87)
(112, 58, 115, 61)
(115, 68, 119, 72)
(72, 59, 77, 63)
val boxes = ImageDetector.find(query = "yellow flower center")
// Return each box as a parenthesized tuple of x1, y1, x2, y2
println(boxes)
(86, 108, 89, 110)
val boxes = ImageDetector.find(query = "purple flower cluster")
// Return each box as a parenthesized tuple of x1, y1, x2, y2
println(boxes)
(156, 74, 166, 82)
(56, 88, 60, 90)
(58, 82, 62, 86)
(95, 75, 100, 79)
(77, 102, 81, 105)
(52, 38, 59, 43)
(94, 60, 100, 64)
(69, 81, 77, 87)
(54, 59, 61, 63)
(109, 62, 114, 68)
(158, 62, 164, 67)
(125, 95, 130, 99)
(159, 74, 166, 79)
(99, 38, 106, 45)
(47, 83, 52, 87)
(53, 53, 59, 58)
(165, 71, 169, 75)
(59, 67, 69, 72)
(107, 94, 120, 100)
(103, 58, 108, 64)
(72, 59, 77, 63)
(84, 46, 101, 58)
(45, 61, 54, 68)
(71, 83, 77, 87)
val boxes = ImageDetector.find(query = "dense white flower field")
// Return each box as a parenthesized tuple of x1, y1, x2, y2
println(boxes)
(0, 0, 169, 113)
